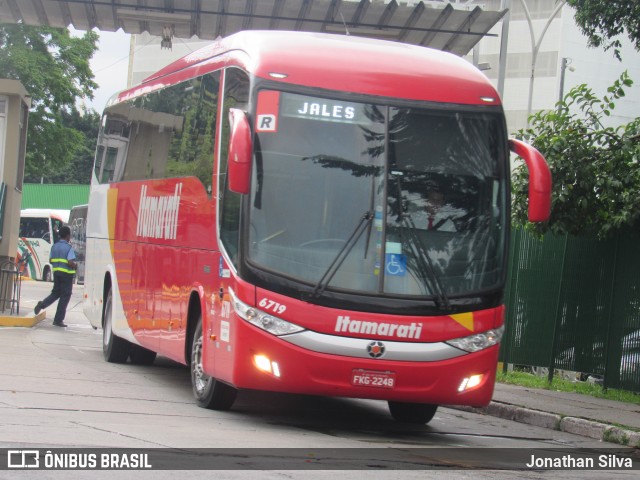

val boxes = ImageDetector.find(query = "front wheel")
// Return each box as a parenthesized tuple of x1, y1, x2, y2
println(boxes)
(102, 287, 131, 363)
(388, 401, 438, 424)
(191, 317, 237, 410)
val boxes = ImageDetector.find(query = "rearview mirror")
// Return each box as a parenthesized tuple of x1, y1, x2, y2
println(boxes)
(509, 139, 552, 222)
(227, 108, 252, 194)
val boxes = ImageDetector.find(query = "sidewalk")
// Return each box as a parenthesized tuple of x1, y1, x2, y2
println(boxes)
(450, 382, 640, 448)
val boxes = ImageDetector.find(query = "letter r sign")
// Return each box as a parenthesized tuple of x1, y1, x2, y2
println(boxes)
(257, 114, 277, 132)
(256, 90, 280, 133)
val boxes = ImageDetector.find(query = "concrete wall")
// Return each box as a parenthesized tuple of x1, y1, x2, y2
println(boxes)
(0, 79, 30, 264)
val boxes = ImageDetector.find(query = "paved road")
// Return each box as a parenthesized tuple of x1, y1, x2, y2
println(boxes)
(0, 281, 636, 479)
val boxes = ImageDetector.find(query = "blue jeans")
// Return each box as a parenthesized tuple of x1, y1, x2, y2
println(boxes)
(41, 272, 74, 323)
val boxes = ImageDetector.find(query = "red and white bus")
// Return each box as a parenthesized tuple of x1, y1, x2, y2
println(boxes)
(84, 30, 550, 423)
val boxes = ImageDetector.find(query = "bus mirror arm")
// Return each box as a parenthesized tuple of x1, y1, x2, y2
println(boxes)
(509, 139, 552, 223)
(227, 108, 253, 194)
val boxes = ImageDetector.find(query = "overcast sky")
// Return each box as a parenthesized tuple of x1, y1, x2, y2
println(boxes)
(75, 29, 132, 113)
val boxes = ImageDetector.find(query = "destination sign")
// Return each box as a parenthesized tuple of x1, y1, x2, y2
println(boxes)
(280, 93, 365, 124)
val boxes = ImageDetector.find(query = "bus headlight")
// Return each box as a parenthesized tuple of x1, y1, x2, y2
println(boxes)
(229, 289, 305, 336)
(446, 325, 504, 353)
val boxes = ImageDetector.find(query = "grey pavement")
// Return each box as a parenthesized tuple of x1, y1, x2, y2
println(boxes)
(3, 279, 640, 449)
(450, 382, 640, 448)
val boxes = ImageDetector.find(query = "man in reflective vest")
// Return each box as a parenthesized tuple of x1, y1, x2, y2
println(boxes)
(34, 225, 77, 327)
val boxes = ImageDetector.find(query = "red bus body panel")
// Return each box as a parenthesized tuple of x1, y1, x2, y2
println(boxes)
(230, 317, 499, 406)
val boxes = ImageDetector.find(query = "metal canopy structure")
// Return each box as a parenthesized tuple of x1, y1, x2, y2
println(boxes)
(0, 0, 506, 56)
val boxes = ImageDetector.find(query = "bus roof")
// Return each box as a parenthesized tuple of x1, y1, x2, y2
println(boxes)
(21, 208, 70, 223)
(119, 30, 501, 107)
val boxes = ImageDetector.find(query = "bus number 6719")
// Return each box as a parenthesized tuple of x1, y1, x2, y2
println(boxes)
(258, 298, 287, 315)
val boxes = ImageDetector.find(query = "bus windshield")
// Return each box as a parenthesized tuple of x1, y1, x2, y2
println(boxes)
(248, 90, 507, 299)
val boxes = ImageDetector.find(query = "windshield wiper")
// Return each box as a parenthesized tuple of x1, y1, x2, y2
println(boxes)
(311, 210, 374, 298)
(400, 214, 451, 310)
(363, 174, 376, 259)
(393, 176, 451, 310)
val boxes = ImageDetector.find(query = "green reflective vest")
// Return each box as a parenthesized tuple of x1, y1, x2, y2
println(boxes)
(50, 240, 76, 275)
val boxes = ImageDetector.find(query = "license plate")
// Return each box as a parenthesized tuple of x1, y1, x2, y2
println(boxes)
(351, 369, 396, 389)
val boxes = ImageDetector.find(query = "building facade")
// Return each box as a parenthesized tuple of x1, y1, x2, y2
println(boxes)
(468, 0, 640, 133)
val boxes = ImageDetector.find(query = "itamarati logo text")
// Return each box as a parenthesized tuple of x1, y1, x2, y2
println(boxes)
(136, 183, 182, 240)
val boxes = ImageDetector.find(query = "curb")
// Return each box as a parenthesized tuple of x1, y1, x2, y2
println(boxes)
(0, 310, 46, 327)
(448, 402, 640, 448)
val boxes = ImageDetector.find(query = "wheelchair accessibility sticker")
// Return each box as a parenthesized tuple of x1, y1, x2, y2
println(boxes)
(385, 253, 406, 276)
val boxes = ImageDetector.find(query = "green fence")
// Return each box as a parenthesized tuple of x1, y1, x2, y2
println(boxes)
(501, 228, 640, 392)
(21, 183, 90, 210)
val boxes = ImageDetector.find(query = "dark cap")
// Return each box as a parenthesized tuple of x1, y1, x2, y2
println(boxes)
(59, 225, 71, 238)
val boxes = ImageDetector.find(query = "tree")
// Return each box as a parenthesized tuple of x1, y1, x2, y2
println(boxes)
(566, 0, 640, 60)
(48, 108, 101, 184)
(0, 24, 98, 182)
(512, 72, 640, 238)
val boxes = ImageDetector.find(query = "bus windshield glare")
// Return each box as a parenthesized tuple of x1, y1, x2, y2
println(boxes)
(248, 90, 507, 299)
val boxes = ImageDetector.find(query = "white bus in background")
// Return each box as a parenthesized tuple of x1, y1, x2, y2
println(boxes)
(17, 208, 70, 281)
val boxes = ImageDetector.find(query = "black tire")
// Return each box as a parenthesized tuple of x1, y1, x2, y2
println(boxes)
(388, 401, 438, 424)
(191, 317, 237, 410)
(102, 288, 131, 363)
(43, 267, 52, 282)
(129, 344, 157, 365)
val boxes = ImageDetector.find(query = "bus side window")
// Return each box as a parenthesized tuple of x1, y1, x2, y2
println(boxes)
(52, 218, 63, 243)
(218, 68, 250, 267)
(97, 72, 220, 195)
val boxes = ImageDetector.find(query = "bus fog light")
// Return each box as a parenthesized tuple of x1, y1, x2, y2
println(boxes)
(253, 355, 281, 377)
(254, 355, 271, 372)
(458, 374, 483, 392)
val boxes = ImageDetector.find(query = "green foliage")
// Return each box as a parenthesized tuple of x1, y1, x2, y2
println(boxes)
(47, 109, 101, 184)
(512, 72, 640, 239)
(0, 24, 98, 182)
(567, 0, 640, 60)
(496, 370, 640, 407)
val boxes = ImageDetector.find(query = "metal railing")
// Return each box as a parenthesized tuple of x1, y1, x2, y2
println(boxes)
(0, 252, 31, 315)
(501, 227, 640, 393)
